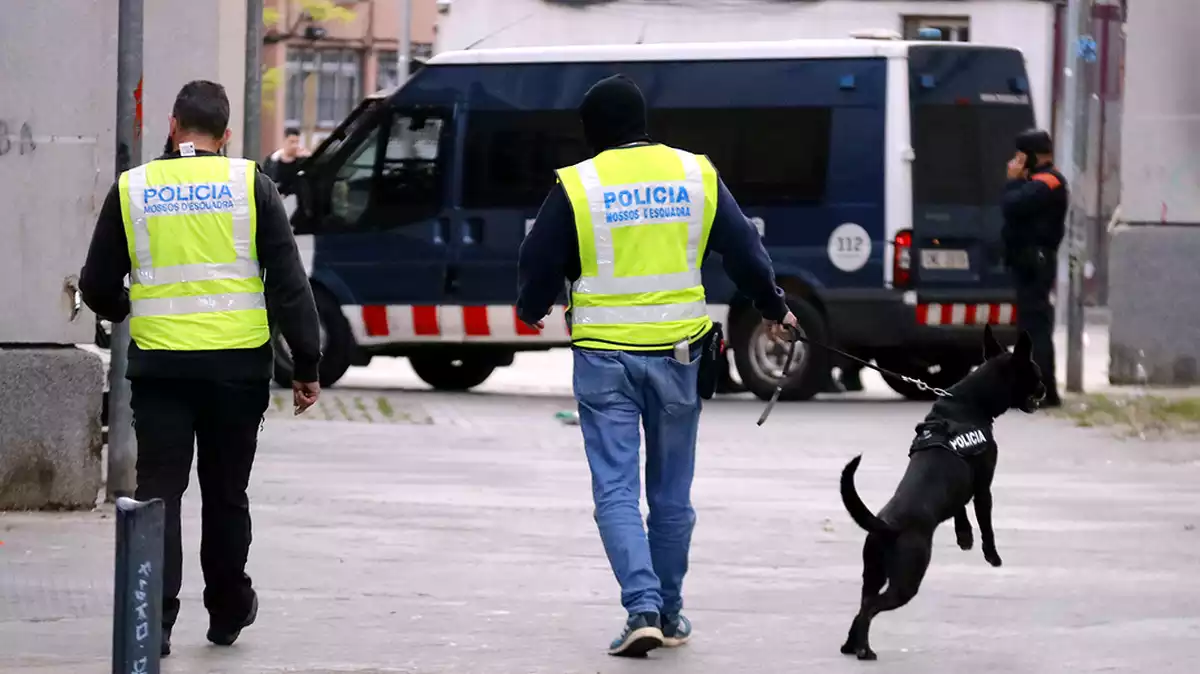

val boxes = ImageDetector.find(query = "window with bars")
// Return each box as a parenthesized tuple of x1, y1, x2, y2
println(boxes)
(285, 48, 363, 129)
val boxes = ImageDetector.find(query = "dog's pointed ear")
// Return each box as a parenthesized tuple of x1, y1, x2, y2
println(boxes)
(983, 324, 1005, 360)
(1014, 330, 1033, 362)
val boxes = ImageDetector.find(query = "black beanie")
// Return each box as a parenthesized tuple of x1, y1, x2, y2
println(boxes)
(579, 74, 650, 153)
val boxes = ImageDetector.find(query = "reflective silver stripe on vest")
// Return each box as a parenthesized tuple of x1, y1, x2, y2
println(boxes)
(126, 158, 260, 286)
(131, 292, 267, 317)
(571, 300, 708, 325)
(571, 148, 706, 297)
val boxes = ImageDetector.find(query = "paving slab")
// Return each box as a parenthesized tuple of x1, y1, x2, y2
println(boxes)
(2, 384, 1199, 673)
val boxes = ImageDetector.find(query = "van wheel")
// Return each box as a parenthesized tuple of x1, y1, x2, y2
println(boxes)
(272, 289, 354, 388)
(732, 295, 830, 402)
(409, 353, 496, 392)
(875, 356, 972, 401)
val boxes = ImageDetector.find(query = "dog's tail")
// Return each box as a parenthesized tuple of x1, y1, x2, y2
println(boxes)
(841, 455, 893, 535)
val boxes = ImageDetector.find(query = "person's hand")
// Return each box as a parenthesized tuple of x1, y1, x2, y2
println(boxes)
(1007, 152, 1028, 180)
(520, 316, 545, 330)
(293, 380, 320, 415)
(767, 311, 799, 342)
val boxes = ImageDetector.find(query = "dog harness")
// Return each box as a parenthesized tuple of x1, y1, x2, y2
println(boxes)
(909, 419, 996, 459)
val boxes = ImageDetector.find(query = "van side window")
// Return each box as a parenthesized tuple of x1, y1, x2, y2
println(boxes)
(330, 125, 381, 227)
(327, 111, 446, 231)
(650, 107, 832, 205)
(462, 110, 590, 209)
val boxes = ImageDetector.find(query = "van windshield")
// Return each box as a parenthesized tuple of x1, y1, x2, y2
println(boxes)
(908, 46, 1036, 207)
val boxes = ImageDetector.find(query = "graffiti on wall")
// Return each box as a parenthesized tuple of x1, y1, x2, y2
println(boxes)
(0, 120, 37, 157)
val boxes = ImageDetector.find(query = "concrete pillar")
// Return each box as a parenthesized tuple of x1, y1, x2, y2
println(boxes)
(1108, 0, 1200, 385)
(143, 0, 248, 162)
(0, 0, 115, 508)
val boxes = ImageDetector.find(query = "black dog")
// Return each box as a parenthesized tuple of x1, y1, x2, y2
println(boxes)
(839, 325, 1045, 661)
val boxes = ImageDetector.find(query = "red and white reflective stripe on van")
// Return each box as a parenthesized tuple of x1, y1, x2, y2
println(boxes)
(916, 303, 1016, 326)
(342, 305, 573, 345)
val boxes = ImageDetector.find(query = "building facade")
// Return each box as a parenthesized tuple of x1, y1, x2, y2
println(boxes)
(259, 0, 439, 158)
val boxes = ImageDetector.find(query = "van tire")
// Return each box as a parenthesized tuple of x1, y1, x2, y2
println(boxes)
(409, 353, 496, 392)
(732, 295, 829, 402)
(271, 288, 355, 389)
(876, 355, 972, 401)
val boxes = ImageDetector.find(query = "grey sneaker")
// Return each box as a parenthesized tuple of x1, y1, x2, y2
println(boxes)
(608, 612, 664, 657)
(662, 613, 692, 647)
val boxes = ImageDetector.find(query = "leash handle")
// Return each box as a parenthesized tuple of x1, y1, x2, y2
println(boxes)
(755, 335, 798, 426)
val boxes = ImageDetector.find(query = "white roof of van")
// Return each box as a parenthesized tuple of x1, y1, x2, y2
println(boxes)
(428, 39, 1009, 66)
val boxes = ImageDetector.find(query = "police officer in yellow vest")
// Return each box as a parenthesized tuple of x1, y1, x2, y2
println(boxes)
(81, 81, 322, 657)
(517, 75, 798, 657)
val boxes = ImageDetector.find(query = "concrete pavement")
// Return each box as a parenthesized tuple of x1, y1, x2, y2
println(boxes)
(2, 380, 1199, 673)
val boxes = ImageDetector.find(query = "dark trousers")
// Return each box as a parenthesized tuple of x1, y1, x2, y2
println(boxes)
(130, 377, 270, 629)
(1010, 250, 1059, 399)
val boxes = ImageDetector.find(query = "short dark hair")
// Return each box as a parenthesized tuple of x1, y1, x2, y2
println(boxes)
(171, 80, 230, 139)
(284, 126, 301, 138)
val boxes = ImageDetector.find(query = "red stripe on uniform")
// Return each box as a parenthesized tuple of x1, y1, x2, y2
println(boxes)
(362, 305, 389, 337)
(463, 306, 491, 336)
(413, 306, 440, 336)
(916, 304, 929, 325)
(514, 307, 541, 336)
(988, 304, 1001, 324)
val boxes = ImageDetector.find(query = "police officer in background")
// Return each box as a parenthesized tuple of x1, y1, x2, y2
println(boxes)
(517, 74, 797, 657)
(1002, 128, 1067, 407)
(80, 80, 322, 656)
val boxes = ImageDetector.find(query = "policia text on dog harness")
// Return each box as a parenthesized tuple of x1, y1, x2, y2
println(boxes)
(118, 154, 270, 351)
(909, 419, 996, 458)
(556, 144, 717, 351)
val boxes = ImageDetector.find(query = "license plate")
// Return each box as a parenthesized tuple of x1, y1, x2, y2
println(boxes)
(920, 249, 970, 271)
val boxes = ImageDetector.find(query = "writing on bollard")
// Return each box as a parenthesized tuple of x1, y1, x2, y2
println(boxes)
(113, 497, 164, 674)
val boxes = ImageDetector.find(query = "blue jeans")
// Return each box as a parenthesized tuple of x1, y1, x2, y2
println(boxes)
(573, 347, 702, 617)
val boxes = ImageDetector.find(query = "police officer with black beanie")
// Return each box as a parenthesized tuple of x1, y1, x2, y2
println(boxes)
(1002, 128, 1067, 407)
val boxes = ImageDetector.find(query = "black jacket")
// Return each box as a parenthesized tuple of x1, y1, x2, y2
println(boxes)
(1001, 164, 1068, 265)
(80, 150, 322, 382)
(261, 149, 304, 196)
(517, 74, 789, 338)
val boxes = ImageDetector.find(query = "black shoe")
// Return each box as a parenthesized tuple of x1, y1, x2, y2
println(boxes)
(1041, 394, 1063, 409)
(206, 592, 258, 647)
(608, 611, 664, 657)
(160, 626, 172, 657)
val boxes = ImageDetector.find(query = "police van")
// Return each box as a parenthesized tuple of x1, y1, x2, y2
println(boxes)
(279, 34, 1036, 401)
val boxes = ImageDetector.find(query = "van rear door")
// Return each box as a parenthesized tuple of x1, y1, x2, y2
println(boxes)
(907, 46, 1036, 301)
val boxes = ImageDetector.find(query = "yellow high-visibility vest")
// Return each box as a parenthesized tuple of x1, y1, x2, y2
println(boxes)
(118, 155, 269, 351)
(556, 144, 717, 350)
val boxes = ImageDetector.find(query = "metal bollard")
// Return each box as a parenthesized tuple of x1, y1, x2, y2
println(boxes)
(112, 496, 164, 674)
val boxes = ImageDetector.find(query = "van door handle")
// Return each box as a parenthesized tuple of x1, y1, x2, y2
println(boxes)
(462, 217, 484, 245)
(434, 217, 450, 245)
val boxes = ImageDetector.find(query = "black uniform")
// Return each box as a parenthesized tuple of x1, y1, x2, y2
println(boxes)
(80, 149, 321, 641)
(1001, 163, 1067, 404)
